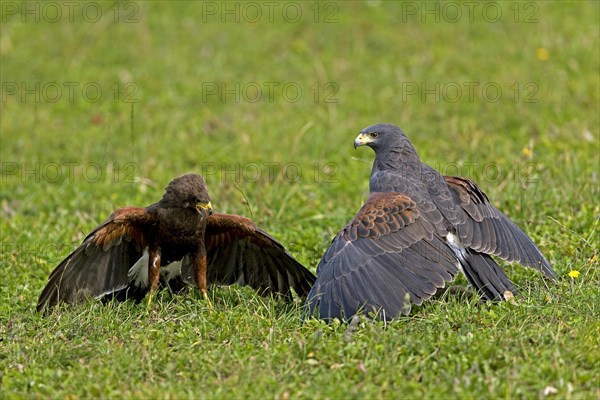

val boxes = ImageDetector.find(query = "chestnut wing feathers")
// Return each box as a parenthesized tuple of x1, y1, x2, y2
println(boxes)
(444, 176, 555, 278)
(306, 193, 459, 321)
(36, 207, 153, 311)
(202, 213, 315, 298)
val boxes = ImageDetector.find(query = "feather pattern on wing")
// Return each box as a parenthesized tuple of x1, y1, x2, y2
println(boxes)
(444, 176, 555, 278)
(180, 213, 315, 298)
(306, 192, 459, 320)
(306, 124, 556, 322)
(37, 207, 153, 311)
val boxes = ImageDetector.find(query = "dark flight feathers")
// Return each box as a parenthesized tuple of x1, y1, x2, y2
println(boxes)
(444, 176, 555, 277)
(37, 207, 151, 309)
(37, 177, 315, 312)
(306, 124, 556, 321)
(309, 192, 460, 320)
(196, 213, 314, 299)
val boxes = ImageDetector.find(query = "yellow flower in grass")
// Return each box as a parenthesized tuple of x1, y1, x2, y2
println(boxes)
(568, 270, 580, 278)
(536, 47, 549, 61)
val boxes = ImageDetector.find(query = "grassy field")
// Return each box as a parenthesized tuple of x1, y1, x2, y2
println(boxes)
(1, 1, 598, 398)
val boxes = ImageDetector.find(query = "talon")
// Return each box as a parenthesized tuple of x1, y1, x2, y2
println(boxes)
(203, 290, 213, 309)
(147, 293, 154, 307)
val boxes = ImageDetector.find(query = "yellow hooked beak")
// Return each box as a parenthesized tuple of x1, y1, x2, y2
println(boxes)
(354, 132, 374, 149)
(196, 201, 213, 215)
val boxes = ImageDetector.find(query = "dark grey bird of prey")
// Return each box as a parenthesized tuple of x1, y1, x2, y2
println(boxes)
(306, 124, 556, 321)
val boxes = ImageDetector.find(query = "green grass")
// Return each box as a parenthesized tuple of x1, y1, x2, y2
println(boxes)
(1, 1, 599, 398)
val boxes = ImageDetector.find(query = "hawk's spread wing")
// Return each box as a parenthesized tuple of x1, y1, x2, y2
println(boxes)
(200, 213, 315, 298)
(444, 176, 555, 279)
(306, 192, 459, 321)
(37, 207, 154, 311)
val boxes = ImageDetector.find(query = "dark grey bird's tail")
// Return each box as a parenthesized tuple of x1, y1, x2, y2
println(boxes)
(459, 250, 517, 301)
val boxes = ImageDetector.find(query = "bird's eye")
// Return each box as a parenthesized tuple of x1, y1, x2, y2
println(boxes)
(370, 132, 378, 138)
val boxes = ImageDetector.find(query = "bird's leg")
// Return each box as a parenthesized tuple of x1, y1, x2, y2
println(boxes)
(193, 251, 212, 309)
(147, 246, 161, 306)
(432, 285, 480, 303)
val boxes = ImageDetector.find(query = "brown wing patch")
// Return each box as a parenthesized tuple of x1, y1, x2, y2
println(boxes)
(344, 192, 418, 241)
(203, 213, 315, 297)
(205, 213, 272, 249)
(444, 175, 555, 278)
(444, 176, 490, 205)
(307, 191, 460, 321)
(38, 206, 155, 311)
(91, 207, 153, 250)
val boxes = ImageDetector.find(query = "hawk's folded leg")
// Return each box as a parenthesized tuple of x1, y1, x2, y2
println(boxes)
(147, 247, 162, 306)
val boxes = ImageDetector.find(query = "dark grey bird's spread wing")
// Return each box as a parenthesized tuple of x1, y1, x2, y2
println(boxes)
(368, 164, 535, 301)
(308, 124, 556, 322)
(37, 207, 153, 312)
(192, 213, 315, 298)
(306, 192, 460, 321)
(444, 176, 556, 279)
